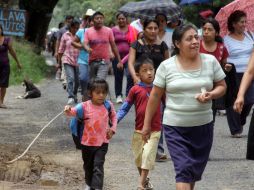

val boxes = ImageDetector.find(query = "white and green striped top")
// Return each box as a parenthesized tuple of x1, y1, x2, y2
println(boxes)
(154, 53, 226, 127)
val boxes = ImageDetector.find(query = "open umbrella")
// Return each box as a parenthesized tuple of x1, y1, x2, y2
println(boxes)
(180, 0, 212, 5)
(215, 0, 254, 37)
(119, 0, 183, 22)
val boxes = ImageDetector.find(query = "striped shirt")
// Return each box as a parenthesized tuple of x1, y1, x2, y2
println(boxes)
(58, 31, 79, 66)
(224, 32, 254, 73)
(154, 54, 225, 127)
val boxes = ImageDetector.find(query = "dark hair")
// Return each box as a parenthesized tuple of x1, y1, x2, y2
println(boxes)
(92, 11, 104, 20)
(227, 10, 246, 33)
(143, 19, 159, 30)
(134, 55, 154, 73)
(88, 78, 109, 95)
(0, 24, 4, 36)
(202, 18, 223, 43)
(58, 22, 64, 29)
(172, 24, 198, 55)
(155, 13, 167, 22)
(65, 15, 74, 20)
(116, 12, 127, 19)
(70, 19, 80, 28)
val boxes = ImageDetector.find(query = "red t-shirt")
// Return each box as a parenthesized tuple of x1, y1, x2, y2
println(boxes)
(84, 26, 114, 63)
(126, 84, 162, 131)
(200, 40, 229, 63)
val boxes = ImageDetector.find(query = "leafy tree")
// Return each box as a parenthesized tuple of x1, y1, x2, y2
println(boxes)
(19, 0, 59, 52)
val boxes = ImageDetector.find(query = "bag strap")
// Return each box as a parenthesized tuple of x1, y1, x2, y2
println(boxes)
(76, 103, 84, 120)
(246, 31, 254, 41)
(104, 100, 112, 127)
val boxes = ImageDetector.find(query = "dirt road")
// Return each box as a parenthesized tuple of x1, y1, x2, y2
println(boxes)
(1, 75, 254, 190)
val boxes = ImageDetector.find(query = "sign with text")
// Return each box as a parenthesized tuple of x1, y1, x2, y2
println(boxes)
(0, 8, 26, 37)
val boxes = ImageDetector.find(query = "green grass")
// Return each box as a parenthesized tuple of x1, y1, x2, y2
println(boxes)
(9, 39, 52, 85)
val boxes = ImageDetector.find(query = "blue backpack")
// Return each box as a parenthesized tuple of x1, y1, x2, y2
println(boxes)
(69, 100, 112, 149)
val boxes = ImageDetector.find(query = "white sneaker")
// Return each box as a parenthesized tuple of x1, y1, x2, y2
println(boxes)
(67, 98, 75, 105)
(84, 184, 91, 190)
(116, 95, 123, 104)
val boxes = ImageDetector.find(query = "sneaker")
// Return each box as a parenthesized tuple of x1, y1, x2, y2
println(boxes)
(116, 95, 123, 104)
(155, 153, 168, 162)
(67, 98, 75, 105)
(144, 178, 153, 190)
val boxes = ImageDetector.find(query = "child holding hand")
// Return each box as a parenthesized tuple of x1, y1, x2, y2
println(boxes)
(64, 78, 117, 190)
(117, 56, 163, 190)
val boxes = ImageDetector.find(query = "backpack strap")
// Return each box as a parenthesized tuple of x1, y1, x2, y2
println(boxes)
(104, 100, 112, 127)
(76, 103, 84, 120)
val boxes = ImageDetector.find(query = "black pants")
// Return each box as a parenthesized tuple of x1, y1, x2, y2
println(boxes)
(82, 143, 108, 190)
(247, 111, 254, 160)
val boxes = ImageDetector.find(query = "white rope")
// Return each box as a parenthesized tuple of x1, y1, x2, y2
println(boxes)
(6, 111, 64, 164)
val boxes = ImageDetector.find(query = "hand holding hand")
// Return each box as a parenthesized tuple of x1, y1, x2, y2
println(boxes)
(106, 129, 114, 139)
(117, 61, 124, 70)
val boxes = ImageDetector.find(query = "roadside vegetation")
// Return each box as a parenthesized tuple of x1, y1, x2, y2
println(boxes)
(9, 39, 52, 85)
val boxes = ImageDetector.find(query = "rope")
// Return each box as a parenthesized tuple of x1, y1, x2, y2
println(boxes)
(6, 111, 64, 164)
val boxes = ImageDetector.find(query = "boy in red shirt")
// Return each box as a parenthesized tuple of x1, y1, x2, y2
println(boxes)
(117, 55, 163, 190)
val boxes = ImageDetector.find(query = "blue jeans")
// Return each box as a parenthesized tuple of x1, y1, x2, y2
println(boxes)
(79, 64, 89, 96)
(64, 64, 79, 99)
(112, 59, 131, 97)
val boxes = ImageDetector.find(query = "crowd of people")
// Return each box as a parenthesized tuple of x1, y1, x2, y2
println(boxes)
(4, 7, 252, 190)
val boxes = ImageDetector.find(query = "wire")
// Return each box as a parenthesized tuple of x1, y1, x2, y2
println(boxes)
(6, 111, 64, 164)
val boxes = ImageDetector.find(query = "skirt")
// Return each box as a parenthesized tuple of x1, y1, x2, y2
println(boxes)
(164, 122, 214, 183)
(0, 63, 10, 88)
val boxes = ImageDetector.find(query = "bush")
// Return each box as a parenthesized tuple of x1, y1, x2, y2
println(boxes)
(9, 38, 52, 85)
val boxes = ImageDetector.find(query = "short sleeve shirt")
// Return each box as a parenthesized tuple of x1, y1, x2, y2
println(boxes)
(84, 26, 114, 62)
(76, 28, 89, 65)
(200, 40, 229, 63)
(154, 53, 226, 127)
(131, 40, 168, 70)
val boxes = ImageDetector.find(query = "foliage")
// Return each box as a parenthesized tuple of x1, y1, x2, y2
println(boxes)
(50, 0, 137, 27)
(9, 39, 52, 85)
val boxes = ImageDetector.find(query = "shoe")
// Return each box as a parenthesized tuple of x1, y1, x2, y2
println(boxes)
(116, 95, 123, 104)
(67, 98, 75, 105)
(231, 133, 242, 138)
(155, 153, 168, 162)
(144, 178, 153, 190)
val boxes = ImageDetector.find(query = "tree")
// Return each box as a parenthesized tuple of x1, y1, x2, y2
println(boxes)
(19, 0, 59, 53)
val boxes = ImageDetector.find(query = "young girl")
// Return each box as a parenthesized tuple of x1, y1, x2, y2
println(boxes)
(64, 78, 117, 190)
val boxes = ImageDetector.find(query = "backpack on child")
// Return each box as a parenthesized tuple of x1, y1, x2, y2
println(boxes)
(69, 100, 112, 149)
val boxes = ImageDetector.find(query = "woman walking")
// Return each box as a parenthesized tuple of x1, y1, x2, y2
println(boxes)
(223, 10, 254, 137)
(0, 24, 22, 108)
(142, 24, 226, 190)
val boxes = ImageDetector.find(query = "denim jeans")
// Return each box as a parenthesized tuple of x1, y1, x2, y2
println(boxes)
(64, 64, 79, 99)
(79, 64, 89, 96)
(90, 60, 108, 80)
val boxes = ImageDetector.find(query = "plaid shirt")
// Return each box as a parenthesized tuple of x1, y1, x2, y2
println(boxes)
(58, 31, 79, 66)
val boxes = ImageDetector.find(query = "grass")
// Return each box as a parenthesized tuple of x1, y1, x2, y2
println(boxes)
(9, 38, 53, 85)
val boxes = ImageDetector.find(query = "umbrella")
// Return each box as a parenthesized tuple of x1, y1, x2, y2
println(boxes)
(179, 0, 212, 5)
(119, 0, 183, 22)
(215, 0, 254, 37)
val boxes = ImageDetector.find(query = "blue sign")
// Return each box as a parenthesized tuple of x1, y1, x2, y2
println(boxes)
(0, 8, 26, 37)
